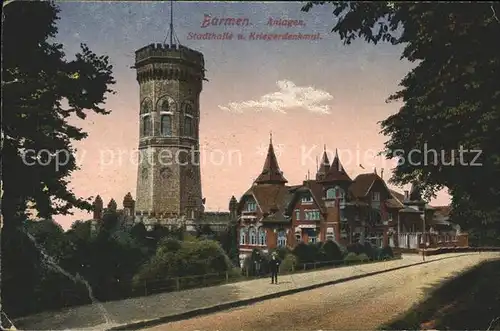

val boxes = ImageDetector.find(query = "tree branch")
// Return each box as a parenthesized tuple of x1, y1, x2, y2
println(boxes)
(492, 5, 500, 23)
(487, 316, 500, 331)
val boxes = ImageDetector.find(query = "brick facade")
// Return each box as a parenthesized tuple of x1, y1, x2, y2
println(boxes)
(236, 137, 467, 262)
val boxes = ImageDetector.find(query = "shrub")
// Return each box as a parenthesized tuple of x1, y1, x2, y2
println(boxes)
(358, 253, 370, 262)
(292, 242, 317, 264)
(133, 238, 232, 285)
(346, 242, 365, 255)
(381, 245, 394, 259)
(362, 242, 376, 260)
(344, 252, 359, 263)
(280, 254, 297, 273)
(321, 240, 343, 262)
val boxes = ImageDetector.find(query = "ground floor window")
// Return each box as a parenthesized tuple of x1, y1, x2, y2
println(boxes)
(258, 227, 267, 246)
(366, 231, 384, 248)
(277, 230, 287, 247)
(239, 227, 247, 245)
(340, 223, 349, 240)
(326, 227, 335, 241)
(305, 228, 318, 244)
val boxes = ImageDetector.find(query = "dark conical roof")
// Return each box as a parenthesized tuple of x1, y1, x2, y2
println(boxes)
(255, 133, 287, 185)
(316, 145, 330, 180)
(321, 149, 351, 182)
(409, 182, 423, 201)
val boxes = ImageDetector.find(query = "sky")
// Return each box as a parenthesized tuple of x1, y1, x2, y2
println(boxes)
(52, 1, 450, 229)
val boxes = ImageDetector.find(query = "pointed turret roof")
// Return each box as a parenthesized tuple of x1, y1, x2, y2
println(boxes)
(409, 182, 423, 201)
(228, 195, 238, 210)
(93, 195, 103, 208)
(254, 133, 287, 185)
(321, 149, 352, 182)
(107, 198, 117, 211)
(315, 145, 331, 181)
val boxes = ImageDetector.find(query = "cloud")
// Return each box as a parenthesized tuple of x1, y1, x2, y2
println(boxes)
(218, 80, 333, 114)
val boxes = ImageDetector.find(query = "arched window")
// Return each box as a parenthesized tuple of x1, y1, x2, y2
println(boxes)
(160, 114, 172, 136)
(239, 227, 247, 245)
(249, 227, 257, 245)
(184, 116, 193, 136)
(258, 227, 267, 246)
(277, 230, 287, 247)
(142, 116, 151, 137)
(141, 99, 152, 114)
(161, 99, 170, 112)
(184, 103, 194, 137)
(184, 103, 193, 115)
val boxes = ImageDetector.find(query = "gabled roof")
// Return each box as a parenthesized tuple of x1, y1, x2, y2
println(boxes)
(320, 149, 352, 183)
(386, 189, 405, 209)
(286, 180, 327, 214)
(349, 173, 380, 198)
(251, 184, 290, 214)
(254, 134, 287, 185)
(389, 189, 405, 203)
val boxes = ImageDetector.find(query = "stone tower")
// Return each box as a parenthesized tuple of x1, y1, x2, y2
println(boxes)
(133, 42, 205, 223)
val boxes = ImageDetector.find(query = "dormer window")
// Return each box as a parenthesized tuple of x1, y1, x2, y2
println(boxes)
(246, 200, 257, 212)
(372, 192, 380, 202)
(301, 194, 313, 204)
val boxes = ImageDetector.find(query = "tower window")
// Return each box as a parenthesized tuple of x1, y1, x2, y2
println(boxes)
(184, 116, 193, 136)
(142, 116, 151, 137)
(184, 103, 193, 115)
(141, 99, 152, 114)
(160, 114, 172, 136)
(161, 99, 170, 112)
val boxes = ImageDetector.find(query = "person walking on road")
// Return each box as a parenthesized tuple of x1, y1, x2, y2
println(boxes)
(270, 253, 281, 284)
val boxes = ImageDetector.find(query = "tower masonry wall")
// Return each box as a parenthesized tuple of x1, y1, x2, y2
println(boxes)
(134, 42, 204, 222)
(135, 43, 204, 68)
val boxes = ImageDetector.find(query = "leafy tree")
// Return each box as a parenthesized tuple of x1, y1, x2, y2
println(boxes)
(2, 1, 115, 228)
(301, 2, 500, 230)
(195, 223, 215, 239)
(217, 221, 240, 266)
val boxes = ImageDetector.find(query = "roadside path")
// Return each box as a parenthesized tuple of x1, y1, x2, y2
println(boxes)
(13, 252, 497, 330)
(145, 252, 500, 331)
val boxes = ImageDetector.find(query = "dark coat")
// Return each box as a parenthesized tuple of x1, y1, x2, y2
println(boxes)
(269, 257, 281, 273)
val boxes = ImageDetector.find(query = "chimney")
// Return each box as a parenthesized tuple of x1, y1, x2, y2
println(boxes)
(381, 168, 384, 179)
(404, 190, 409, 201)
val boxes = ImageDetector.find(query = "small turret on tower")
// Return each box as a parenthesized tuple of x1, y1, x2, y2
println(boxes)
(229, 195, 238, 220)
(107, 198, 117, 212)
(93, 195, 103, 220)
(123, 192, 135, 216)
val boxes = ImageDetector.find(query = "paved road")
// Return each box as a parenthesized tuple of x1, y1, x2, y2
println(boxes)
(145, 252, 500, 331)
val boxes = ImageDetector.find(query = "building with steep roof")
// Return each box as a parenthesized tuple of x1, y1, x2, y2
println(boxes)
(236, 135, 467, 263)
